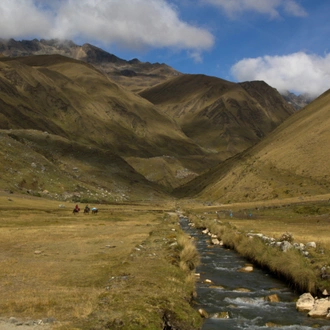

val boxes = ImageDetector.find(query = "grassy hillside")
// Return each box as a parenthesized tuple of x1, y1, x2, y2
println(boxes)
(0, 55, 201, 157)
(140, 74, 295, 157)
(0, 129, 169, 202)
(0, 52, 311, 198)
(0, 54, 216, 193)
(174, 88, 330, 202)
(0, 51, 298, 192)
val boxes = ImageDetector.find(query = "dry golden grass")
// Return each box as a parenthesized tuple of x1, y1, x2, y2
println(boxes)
(0, 54, 211, 199)
(177, 90, 330, 204)
(0, 194, 201, 329)
(0, 197, 151, 318)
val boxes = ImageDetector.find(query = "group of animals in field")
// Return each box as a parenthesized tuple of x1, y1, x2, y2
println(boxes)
(72, 204, 98, 214)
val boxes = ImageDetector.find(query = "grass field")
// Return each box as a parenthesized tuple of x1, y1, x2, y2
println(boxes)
(0, 193, 202, 330)
(2, 192, 330, 329)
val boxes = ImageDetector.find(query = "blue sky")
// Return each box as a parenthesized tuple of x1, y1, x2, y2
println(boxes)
(1, 0, 330, 97)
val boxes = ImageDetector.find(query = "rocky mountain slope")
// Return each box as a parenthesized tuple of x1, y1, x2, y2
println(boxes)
(0, 54, 207, 198)
(0, 40, 311, 200)
(0, 54, 201, 156)
(282, 90, 315, 110)
(174, 88, 330, 202)
(140, 74, 295, 158)
(0, 38, 180, 92)
(0, 38, 313, 106)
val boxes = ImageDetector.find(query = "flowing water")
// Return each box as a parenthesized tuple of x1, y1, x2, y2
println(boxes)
(179, 216, 330, 330)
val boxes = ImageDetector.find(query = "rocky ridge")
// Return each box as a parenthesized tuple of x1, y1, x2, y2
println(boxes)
(0, 38, 180, 92)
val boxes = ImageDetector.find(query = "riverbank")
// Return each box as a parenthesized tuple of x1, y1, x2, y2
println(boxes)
(181, 199, 330, 297)
(180, 216, 330, 329)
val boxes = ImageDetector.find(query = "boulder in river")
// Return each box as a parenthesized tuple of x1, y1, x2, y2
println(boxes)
(296, 293, 315, 312)
(308, 298, 330, 318)
(266, 294, 280, 302)
(211, 238, 220, 245)
(239, 265, 254, 272)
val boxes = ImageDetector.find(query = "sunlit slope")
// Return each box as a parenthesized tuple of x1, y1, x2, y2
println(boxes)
(174, 89, 330, 202)
(0, 55, 203, 158)
(0, 39, 181, 92)
(140, 74, 294, 157)
(0, 54, 212, 194)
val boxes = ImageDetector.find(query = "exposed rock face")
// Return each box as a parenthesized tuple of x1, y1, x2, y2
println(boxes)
(281, 90, 315, 110)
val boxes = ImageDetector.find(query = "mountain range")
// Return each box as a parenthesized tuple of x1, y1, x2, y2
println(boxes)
(0, 38, 327, 203)
(0, 38, 180, 93)
(0, 38, 312, 108)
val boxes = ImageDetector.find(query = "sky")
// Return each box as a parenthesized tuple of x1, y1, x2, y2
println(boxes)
(1, 0, 330, 97)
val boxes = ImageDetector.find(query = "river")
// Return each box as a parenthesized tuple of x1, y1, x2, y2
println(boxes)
(179, 216, 330, 330)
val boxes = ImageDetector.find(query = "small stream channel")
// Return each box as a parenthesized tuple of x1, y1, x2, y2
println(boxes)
(179, 216, 330, 330)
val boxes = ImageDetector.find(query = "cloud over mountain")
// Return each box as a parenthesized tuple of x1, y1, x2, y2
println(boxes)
(231, 52, 330, 97)
(0, 0, 214, 53)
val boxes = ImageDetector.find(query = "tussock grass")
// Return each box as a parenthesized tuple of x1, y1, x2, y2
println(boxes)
(184, 199, 330, 295)
(177, 233, 200, 272)
(207, 221, 318, 293)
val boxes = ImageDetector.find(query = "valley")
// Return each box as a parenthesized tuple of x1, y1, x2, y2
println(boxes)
(0, 39, 330, 329)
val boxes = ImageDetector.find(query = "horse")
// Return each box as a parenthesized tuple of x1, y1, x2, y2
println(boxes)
(84, 206, 90, 214)
(92, 208, 98, 214)
(73, 208, 80, 214)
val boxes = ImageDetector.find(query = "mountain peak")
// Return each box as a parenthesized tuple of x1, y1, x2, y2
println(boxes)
(0, 38, 180, 92)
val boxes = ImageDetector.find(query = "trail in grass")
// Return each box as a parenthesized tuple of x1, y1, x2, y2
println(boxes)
(180, 216, 330, 330)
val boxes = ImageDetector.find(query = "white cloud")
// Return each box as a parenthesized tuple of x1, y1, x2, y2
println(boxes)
(54, 0, 214, 51)
(188, 51, 203, 63)
(0, 0, 53, 37)
(0, 0, 214, 54)
(283, 0, 307, 17)
(202, 0, 307, 18)
(231, 52, 330, 97)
